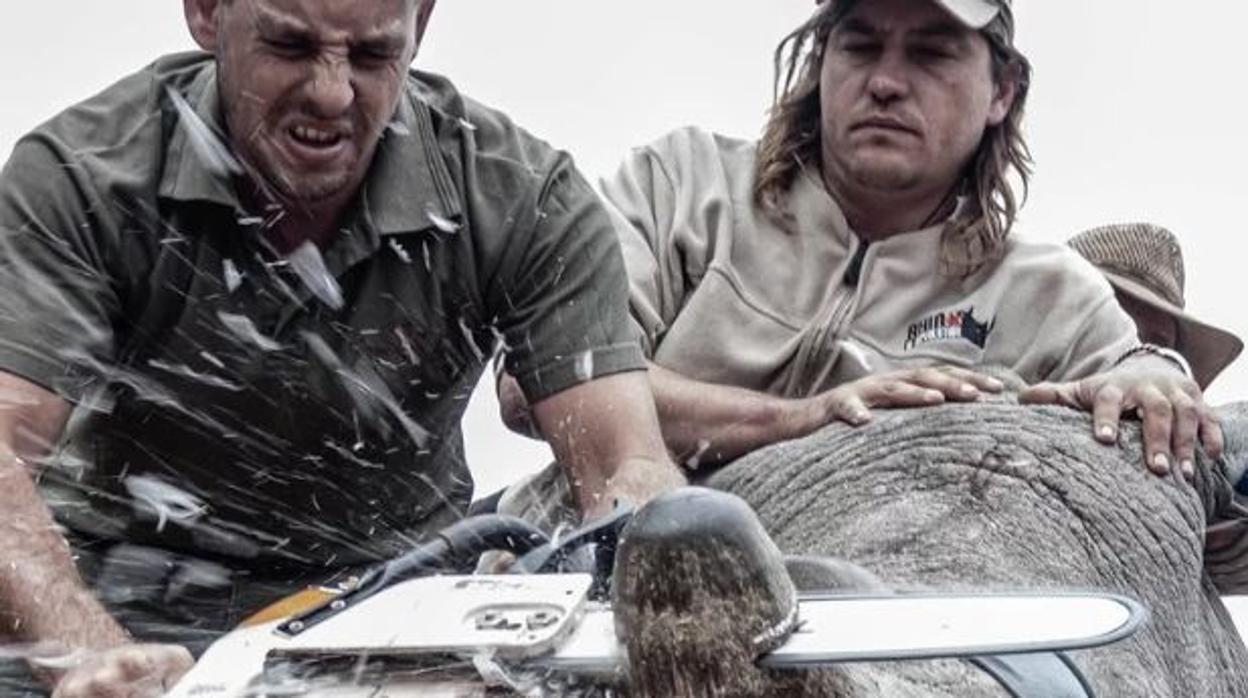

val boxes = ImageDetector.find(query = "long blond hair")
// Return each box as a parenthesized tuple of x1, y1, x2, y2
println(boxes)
(754, 0, 1033, 277)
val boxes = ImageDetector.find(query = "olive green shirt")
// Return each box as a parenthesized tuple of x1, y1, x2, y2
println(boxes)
(0, 52, 643, 566)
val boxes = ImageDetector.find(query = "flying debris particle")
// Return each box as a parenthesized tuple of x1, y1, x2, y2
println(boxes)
(426, 209, 462, 234)
(386, 120, 412, 136)
(199, 351, 226, 370)
(422, 241, 432, 270)
(123, 475, 208, 533)
(10, 647, 91, 672)
(164, 86, 243, 178)
(301, 332, 432, 448)
(286, 241, 344, 310)
(489, 324, 511, 353)
(394, 328, 420, 366)
(222, 258, 243, 292)
(147, 359, 243, 391)
(388, 238, 412, 264)
(685, 439, 712, 471)
(459, 317, 486, 362)
(236, 216, 264, 226)
(573, 350, 594, 382)
(324, 439, 385, 469)
(265, 207, 288, 229)
(458, 117, 478, 131)
(217, 311, 283, 351)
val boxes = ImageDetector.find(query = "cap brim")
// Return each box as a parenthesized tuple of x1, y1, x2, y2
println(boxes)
(934, 0, 1001, 29)
(1104, 271, 1244, 389)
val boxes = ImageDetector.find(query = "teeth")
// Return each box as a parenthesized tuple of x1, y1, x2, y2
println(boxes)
(292, 125, 339, 145)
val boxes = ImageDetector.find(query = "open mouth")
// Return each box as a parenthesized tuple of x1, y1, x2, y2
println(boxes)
(288, 125, 345, 148)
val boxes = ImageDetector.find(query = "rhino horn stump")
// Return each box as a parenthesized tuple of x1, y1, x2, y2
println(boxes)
(612, 487, 844, 697)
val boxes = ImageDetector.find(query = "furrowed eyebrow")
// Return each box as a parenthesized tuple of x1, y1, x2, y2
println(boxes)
(254, 8, 312, 39)
(353, 34, 406, 54)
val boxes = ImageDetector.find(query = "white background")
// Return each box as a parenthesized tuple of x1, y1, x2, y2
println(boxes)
(1, 1, 1245, 498)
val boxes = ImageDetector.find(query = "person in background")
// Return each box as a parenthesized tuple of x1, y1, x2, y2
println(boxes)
(1068, 222, 1242, 390)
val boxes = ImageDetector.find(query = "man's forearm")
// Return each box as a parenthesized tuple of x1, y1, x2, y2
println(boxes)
(0, 375, 128, 684)
(531, 371, 685, 520)
(647, 362, 821, 468)
(0, 456, 130, 688)
(0, 456, 128, 651)
(502, 362, 822, 473)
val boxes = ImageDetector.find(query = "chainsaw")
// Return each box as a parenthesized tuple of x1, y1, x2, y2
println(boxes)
(166, 491, 1145, 697)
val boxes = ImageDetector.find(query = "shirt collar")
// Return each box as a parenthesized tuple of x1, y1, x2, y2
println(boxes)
(158, 66, 462, 236)
(361, 83, 462, 237)
(157, 65, 242, 211)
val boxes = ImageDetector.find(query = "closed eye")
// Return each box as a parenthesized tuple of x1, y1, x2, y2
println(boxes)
(263, 36, 315, 59)
(910, 44, 957, 62)
(351, 45, 401, 67)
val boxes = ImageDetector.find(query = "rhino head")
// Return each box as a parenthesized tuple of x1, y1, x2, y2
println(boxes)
(692, 396, 1248, 697)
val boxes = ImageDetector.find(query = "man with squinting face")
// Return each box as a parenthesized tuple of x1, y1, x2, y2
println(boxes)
(0, 0, 683, 694)
(209, 0, 431, 248)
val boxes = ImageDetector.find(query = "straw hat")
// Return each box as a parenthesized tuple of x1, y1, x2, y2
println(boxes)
(1068, 223, 1242, 389)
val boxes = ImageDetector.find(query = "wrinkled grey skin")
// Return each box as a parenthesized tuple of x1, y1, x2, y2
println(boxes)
(704, 397, 1248, 697)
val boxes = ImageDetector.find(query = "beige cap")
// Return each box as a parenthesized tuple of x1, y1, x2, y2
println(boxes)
(1068, 223, 1243, 389)
(934, 0, 1003, 29)
(815, 0, 1014, 43)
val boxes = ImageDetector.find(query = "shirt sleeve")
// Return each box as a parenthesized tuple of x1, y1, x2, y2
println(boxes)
(598, 146, 682, 359)
(488, 152, 645, 403)
(1004, 246, 1140, 383)
(0, 134, 122, 400)
(1046, 292, 1140, 381)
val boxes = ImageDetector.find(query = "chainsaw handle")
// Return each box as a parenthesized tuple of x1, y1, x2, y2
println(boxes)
(276, 514, 549, 636)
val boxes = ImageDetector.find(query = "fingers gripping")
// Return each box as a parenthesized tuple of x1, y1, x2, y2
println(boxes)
(1137, 387, 1175, 476)
(1200, 408, 1225, 461)
(1169, 391, 1200, 479)
(827, 391, 872, 426)
(1091, 383, 1125, 444)
(53, 645, 194, 698)
(861, 378, 944, 408)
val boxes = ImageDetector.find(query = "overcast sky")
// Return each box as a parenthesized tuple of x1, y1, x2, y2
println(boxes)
(1, 1, 1246, 496)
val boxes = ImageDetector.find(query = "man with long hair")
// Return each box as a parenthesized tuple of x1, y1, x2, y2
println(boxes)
(496, 0, 1219, 496)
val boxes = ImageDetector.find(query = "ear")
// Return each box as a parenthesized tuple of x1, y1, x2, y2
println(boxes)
(184, 0, 226, 52)
(986, 61, 1020, 127)
(414, 0, 437, 49)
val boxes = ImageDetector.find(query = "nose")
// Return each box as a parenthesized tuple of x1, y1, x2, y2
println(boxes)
(304, 54, 354, 117)
(865, 50, 909, 106)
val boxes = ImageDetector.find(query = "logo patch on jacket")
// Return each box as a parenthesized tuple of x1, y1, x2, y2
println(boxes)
(904, 308, 995, 350)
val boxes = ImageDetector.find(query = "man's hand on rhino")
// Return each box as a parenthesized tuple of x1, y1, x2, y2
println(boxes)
(812, 366, 1005, 426)
(1019, 356, 1222, 479)
(50, 643, 193, 698)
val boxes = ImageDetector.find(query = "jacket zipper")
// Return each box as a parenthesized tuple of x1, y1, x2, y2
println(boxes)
(792, 239, 870, 394)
